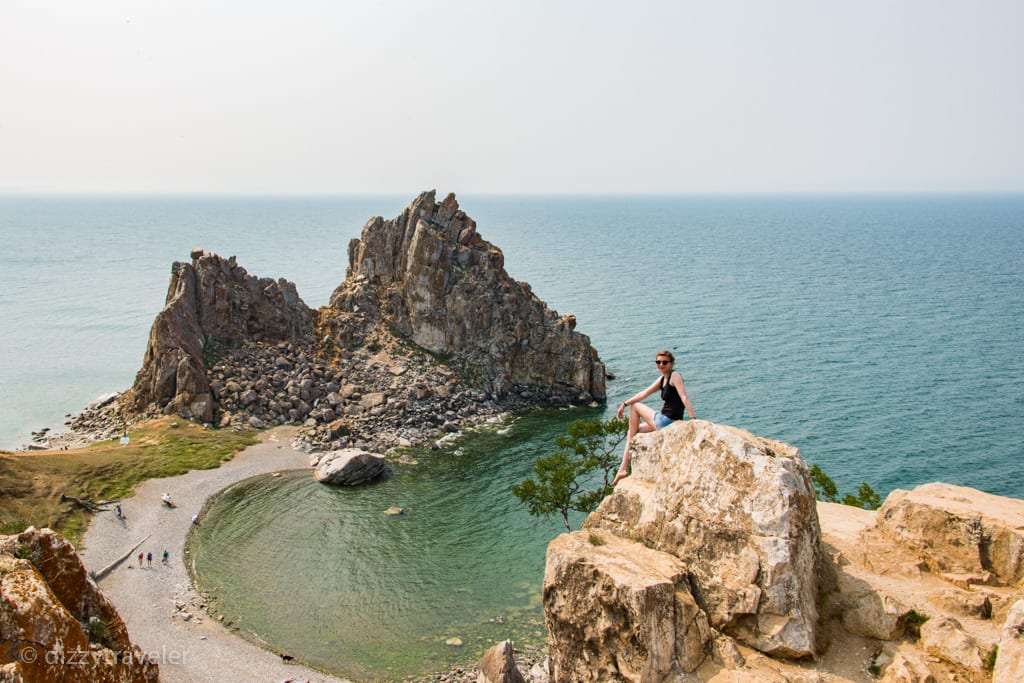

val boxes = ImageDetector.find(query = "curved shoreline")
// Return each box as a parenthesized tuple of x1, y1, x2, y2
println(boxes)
(79, 426, 352, 683)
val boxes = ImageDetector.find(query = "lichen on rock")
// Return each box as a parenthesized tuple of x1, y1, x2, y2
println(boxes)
(0, 527, 158, 682)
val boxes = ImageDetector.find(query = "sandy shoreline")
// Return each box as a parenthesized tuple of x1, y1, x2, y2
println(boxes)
(78, 426, 352, 683)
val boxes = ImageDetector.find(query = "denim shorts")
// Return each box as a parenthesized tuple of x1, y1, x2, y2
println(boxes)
(653, 412, 677, 430)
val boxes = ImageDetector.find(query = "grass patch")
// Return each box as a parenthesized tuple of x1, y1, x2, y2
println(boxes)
(899, 610, 930, 639)
(0, 416, 258, 544)
(984, 645, 998, 671)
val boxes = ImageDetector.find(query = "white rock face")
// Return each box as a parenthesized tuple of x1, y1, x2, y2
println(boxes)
(994, 599, 1024, 683)
(582, 420, 823, 658)
(541, 430, 1024, 683)
(312, 448, 387, 485)
(868, 482, 1024, 584)
(544, 530, 709, 682)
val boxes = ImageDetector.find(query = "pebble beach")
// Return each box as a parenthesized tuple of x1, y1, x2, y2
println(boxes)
(78, 426, 352, 683)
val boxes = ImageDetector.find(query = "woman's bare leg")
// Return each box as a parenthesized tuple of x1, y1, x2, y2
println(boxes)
(613, 403, 656, 486)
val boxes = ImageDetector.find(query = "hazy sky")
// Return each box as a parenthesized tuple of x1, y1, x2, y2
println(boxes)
(2, 1, 1022, 194)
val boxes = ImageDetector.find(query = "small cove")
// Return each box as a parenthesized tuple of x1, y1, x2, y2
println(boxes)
(188, 409, 591, 681)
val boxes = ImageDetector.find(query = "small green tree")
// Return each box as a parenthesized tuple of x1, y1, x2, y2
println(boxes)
(511, 417, 626, 531)
(810, 464, 882, 510)
(809, 464, 839, 503)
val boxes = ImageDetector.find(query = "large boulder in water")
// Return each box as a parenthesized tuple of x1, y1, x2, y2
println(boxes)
(313, 448, 387, 486)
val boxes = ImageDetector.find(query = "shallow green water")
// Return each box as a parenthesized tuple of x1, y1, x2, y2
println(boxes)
(189, 409, 595, 681)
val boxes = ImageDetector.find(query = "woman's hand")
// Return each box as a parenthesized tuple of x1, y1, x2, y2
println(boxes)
(616, 402, 626, 419)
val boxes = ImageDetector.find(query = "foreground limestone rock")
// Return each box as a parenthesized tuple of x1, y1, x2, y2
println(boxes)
(820, 485, 1024, 683)
(583, 420, 823, 658)
(544, 531, 709, 682)
(313, 448, 387, 485)
(994, 599, 1024, 683)
(0, 527, 158, 682)
(865, 482, 1024, 585)
(544, 424, 1024, 682)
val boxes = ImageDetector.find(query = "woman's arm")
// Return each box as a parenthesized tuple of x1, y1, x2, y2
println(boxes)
(671, 371, 696, 420)
(616, 379, 661, 419)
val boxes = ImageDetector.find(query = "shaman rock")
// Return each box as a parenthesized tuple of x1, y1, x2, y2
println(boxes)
(326, 190, 606, 402)
(116, 193, 606, 440)
(0, 527, 159, 682)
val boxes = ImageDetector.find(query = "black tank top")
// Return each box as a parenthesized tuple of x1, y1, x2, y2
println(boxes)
(660, 374, 685, 420)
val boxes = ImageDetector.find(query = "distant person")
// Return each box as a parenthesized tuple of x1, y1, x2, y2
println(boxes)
(612, 350, 696, 486)
(146, 552, 153, 568)
(115, 504, 124, 520)
(191, 514, 199, 526)
(138, 552, 144, 568)
(162, 550, 169, 565)
(161, 493, 175, 508)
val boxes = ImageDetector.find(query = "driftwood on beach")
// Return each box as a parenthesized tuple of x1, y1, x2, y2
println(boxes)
(60, 493, 112, 513)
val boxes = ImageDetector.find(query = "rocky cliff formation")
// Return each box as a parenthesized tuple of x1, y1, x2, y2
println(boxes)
(127, 251, 313, 424)
(326, 191, 605, 401)
(0, 528, 158, 682)
(542, 421, 1024, 683)
(115, 192, 605, 451)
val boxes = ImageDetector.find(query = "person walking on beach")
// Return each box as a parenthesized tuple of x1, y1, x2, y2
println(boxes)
(137, 552, 144, 568)
(162, 550, 169, 565)
(612, 350, 696, 486)
(146, 551, 153, 568)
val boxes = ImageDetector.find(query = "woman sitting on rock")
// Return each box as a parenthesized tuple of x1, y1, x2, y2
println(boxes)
(612, 350, 696, 486)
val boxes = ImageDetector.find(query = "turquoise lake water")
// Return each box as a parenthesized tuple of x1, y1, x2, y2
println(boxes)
(2, 194, 1023, 678)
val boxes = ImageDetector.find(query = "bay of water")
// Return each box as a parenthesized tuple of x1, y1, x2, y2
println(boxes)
(2, 194, 1023, 679)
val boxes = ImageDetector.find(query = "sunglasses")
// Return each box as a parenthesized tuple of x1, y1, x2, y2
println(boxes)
(655, 359, 671, 365)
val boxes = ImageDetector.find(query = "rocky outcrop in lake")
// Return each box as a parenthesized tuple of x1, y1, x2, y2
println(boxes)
(110, 192, 606, 452)
(542, 421, 1024, 682)
(127, 251, 313, 425)
(326, 190, 606, 401)
(0, 527, 158, 682)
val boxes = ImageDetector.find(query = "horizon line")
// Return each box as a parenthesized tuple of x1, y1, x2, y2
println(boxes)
(2, 189, 1023, 199)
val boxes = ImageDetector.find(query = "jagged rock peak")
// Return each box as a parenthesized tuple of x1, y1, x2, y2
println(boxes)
(127, 252, 314, 423)
(329, 191, 607, 401)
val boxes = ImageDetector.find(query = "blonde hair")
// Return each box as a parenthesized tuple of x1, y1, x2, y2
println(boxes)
(655, 350, 675, 363)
